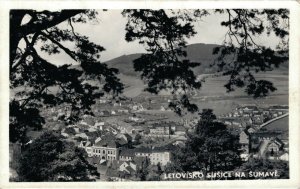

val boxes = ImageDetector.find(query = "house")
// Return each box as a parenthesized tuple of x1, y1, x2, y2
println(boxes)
(116, 124, 134, 134)
(74, 132, 89, 140)
(95, 137, 102, 144)
(117, 109, 129, 113)
(233, 110, 240, 117)
(247, 127, 256, 134)
(174, 125, 186, 136)
(95, 121, 105, 130)
(240, 153, 250, 161)
(257, 137, 284, 158)
(266, 138, 284, 156)
(279, 152, 289, 161)
(251, 131, 281, 141)
(119, 161, 137, 174)
(79, 140, 93, 156)
(262, 110, 270, 116)
(119, 149, 136, 161)
(242, 105, 258, 113)
(131, 104, 144, 112)
(134, 147, 172, 166)
(116, 133, 132, 143)
(129, 116, 144, 122)
(243, 113, 251, 118)
(99, 99, 107, 104)
(149, 124, 171, 135)
(239, 130, 250, 153)
(92, 136, 120, 161)
(149, 147, 172, 166)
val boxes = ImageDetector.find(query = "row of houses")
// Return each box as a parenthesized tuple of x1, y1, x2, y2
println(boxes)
(239, 127, 288, 161)
(78, 132, 172, 167)
(222, 105, 288, 124)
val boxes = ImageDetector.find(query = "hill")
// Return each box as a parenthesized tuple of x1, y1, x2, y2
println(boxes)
(12, 43, 288, 99)
(104, 43, 221, 77)
(104, 43, 289, 77)
(102, 43, 288, 97)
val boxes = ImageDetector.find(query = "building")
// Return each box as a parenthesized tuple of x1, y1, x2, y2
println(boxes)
(266, 138, 284, 155)
(119, 149, 136, 161)
(150, 150, 171, 166)
(92, 139, 120, 161)
(79, 141, 93, 156)
(95, 121, 105, 130)
(134, 147, 172, 166)
(279, 152, 289, 161)
(239, 130, 250, 153)
(149, 124, 171, 135)
(257, 138, 284, 158)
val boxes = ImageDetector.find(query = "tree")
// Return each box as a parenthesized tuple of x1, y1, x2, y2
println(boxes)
(122, 9, 288, 114)
(17, 131, 99, 181)
(10, 10, 124, 144)
(137, 157, 150, 181)
(10, 9, 289, 144)
(167, 109, 242, 178)
(212, 9, 289, 97)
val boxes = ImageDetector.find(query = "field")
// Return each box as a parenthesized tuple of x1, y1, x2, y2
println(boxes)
(263, 116, 289, 132)
(191, 73, 288, 115)
(122, 72, 289, 116)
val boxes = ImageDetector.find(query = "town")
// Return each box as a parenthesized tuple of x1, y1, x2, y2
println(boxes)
(23, 96, 288, 181)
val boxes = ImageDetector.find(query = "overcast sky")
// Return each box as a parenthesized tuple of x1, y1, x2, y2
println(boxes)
(33, 10, 281, 66)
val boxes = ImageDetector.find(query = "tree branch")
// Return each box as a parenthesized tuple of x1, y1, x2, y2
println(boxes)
(39, 31, 78, 61)
(19, 10, 85, 37)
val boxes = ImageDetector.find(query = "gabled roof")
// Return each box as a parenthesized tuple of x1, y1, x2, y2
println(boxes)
(274, 137, 284, 146)
(81, 140, 92, 147)
(116, 137, 127, 146)
(135, 147, 152, 153)
(119, 149, 136, 157)
(94, 138, 120, 148)
(125, 166, 136, 174)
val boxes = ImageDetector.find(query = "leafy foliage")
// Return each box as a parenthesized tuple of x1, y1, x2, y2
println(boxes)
(9, 100, 45, 143)
(213, 9, 289, 97)
(10, 9, 289, 142)
(165, 109, 242, 178)
(18, 131, 99, 181)
(123, 9, 289, 114)
(137, 157, 150, 181)
(10, 10, 124, 143)
(122, 9, 203, 115)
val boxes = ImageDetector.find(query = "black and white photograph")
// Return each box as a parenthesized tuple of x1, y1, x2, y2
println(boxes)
(3, 5, 297, 184)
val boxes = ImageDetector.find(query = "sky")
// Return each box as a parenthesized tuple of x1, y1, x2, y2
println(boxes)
(28, 10, 281, 66)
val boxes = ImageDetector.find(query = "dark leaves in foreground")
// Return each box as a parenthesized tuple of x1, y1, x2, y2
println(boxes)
(122, 9, 202, 115)
(18, 131, 99, 181)
(213, 9, 288, 97)
(10, 10, 124, 143)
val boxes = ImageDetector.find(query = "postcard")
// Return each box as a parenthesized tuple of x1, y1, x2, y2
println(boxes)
(0, 1, 299, 188)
